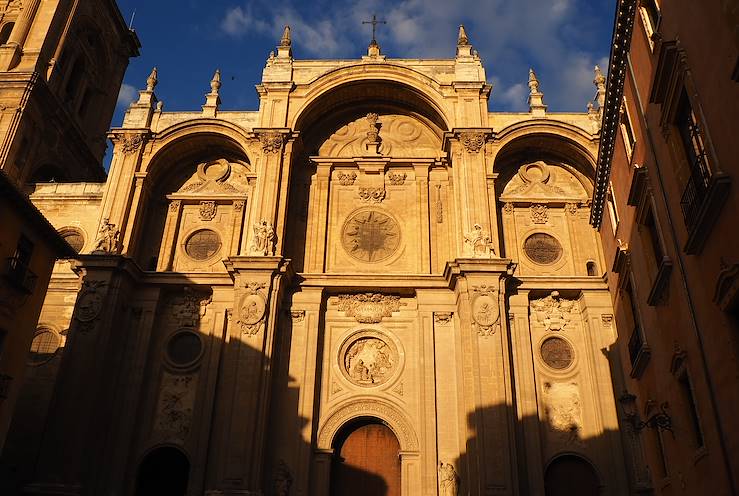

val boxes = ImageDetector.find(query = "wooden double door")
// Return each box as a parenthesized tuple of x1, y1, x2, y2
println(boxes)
(331, 422, 401, 496)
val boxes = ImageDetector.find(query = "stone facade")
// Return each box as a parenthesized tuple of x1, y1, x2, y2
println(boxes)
(2, 16, 636, 496)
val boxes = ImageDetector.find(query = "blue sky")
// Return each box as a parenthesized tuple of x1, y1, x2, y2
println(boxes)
(112, 0, 614, 126)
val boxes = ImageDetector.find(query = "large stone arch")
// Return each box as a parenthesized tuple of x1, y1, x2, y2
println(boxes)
(290, 64, 452, 136)
(142, 119, 253, 183)
(317, 398, 420, 452)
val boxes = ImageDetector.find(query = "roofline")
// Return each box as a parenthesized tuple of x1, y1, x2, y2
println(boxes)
(589, 0, 638, 229)
(0, 171, 76, 258)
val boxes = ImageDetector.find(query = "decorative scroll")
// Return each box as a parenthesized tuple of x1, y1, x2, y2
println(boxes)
(336, 293, 404, 323)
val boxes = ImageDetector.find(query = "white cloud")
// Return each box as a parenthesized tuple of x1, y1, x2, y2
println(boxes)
(116, 83, 137, 108)
(221, 6, 270, 37)
(494, 81, 528, 112)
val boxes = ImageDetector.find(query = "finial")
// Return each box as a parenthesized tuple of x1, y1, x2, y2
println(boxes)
(458, 25, 469, 45)
(280, 25, 291, 47)
(594, 65, 606, 107)
(210, 69, 222, 94)
(146, 67, 158, 92)
(528, 68, 540, 94)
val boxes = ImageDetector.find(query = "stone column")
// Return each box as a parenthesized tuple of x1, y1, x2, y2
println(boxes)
(0, 0, 41, 70)
(310, 449, 333, 495)
(156, 199, 183, 271)
(304, 162, 331, 272)
(446, 258, 518, 495)
(208, 256, 293, 494)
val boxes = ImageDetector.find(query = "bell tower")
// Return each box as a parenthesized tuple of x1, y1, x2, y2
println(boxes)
(0, 0, 139, 184)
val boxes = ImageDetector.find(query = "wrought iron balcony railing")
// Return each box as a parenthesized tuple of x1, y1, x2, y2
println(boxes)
(3, 257, 37, 294)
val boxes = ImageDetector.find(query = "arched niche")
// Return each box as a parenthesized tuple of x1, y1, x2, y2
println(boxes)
(284, 79, 448, 273)
(132, 130, 252, 271)
(135, 445, 190, 496)
(493, 131, 602, 277)
(544, 453, 601, 496)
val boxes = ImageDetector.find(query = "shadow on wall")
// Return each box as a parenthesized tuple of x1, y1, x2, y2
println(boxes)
(0, 277, 641, 495)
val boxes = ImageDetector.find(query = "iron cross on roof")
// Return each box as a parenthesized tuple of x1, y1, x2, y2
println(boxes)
(362, 14, 387, 45)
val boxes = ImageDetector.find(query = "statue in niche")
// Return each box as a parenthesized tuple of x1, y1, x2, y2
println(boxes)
(92, 218, 120, 254)
(439, 462, 460, 496)
(464, 223, 495, 258)
(250, 220, 275, 256)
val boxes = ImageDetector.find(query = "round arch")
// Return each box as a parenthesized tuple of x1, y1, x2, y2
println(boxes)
(140, 119, 253, 186)
(543, 452, 602, 496)
(135, 444, 190, 496)
(317, 398, 419, 452)
(291, 64, 452, 135)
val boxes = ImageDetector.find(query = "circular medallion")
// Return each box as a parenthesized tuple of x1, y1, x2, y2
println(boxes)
(340, 331, 398, 387)
(540, 337, 574, 370)
(77, 289, 103, 322)
(197, 158, 231, 182)
(28, 329, 60, 365)
(341, 210, 401, 263)
(239, 293, 266, 325)
(524, 233, 563, 265)
(166, 330, 203, 367)
(60, 228, 84, 253)
(472, 295, 499, 327)
(185, 229, 221, 260)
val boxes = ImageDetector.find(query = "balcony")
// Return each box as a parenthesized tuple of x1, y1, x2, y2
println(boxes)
(680, 172, 731, 254)
(3, 257, 37, 294)
(628, 327, 651, 378)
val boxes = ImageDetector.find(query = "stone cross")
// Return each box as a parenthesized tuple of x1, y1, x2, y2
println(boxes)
(362, 14, 387, 45)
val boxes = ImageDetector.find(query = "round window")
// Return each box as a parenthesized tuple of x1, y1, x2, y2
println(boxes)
(185, 229, 221, 260)
(28, 329, 60, 365)
(166, 331, 203, 367)
(524, 233, 563, 265)
(60, 229, 85, 253)
(540, 337, 574, 370)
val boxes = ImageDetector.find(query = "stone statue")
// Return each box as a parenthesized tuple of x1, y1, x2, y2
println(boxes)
(146, 67, 158, 92)
(439, 462, 459, 496)
(92, 218, 120, 254)
(272, 459, 292, 496)
(464, 223, 495, 258)
(251, 220, 275, 256)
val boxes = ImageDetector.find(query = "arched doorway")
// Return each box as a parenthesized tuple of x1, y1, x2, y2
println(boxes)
(135, 446, 190, 496)
(331, 419, 401, 496)
(544, 454, 600, 496)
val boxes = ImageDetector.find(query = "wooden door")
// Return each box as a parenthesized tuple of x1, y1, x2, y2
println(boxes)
(331, 423, 401, 496)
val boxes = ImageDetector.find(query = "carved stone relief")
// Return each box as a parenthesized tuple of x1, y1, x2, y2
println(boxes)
(121, 133, 144, 154)
(565, 202, 579, 216)
(341, 210, 400, 263)
(434, 184, 443, 223)
(469, 284, 500, 336)
(237, 282, 267, 335)
(336, 171, 357, 186)
(530, 204, 549, 224)
(260, 131, 285, 154)
(199, 201, 217, 221)
(341, 331, 398, 387)
(290, 310, 305, 323)
(523, 233, 563, 265)
(250, 220, 276, 256)
(319, 114, 440, 158)
(387, 172, 407, 185)
(155, 372, 196, 442)
(542, 381, 583, 446)
(169, 287, 212, 328)
(335, 293, 404, 323)
(434, 312, 453, 325)
(358, 187, 386, 203)
(464, 223, 495, 258)
(503, 202, 514, 215)
(459, 131, 485, 153)
(75, 280, 107, 333)
(531, 291, 577, 331)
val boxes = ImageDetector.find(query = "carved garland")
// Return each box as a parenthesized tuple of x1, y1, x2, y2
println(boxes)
(121, 133, 145, 155)
(336, 293, 404, 323)
(260, 132, 285, 154)
(358, 187, 386, 203)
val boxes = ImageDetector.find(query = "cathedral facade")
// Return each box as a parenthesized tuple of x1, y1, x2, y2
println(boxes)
(4, 19, 637, 496)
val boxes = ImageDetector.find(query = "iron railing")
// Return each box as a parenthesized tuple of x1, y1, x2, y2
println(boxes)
(3, 257, 37, 294)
